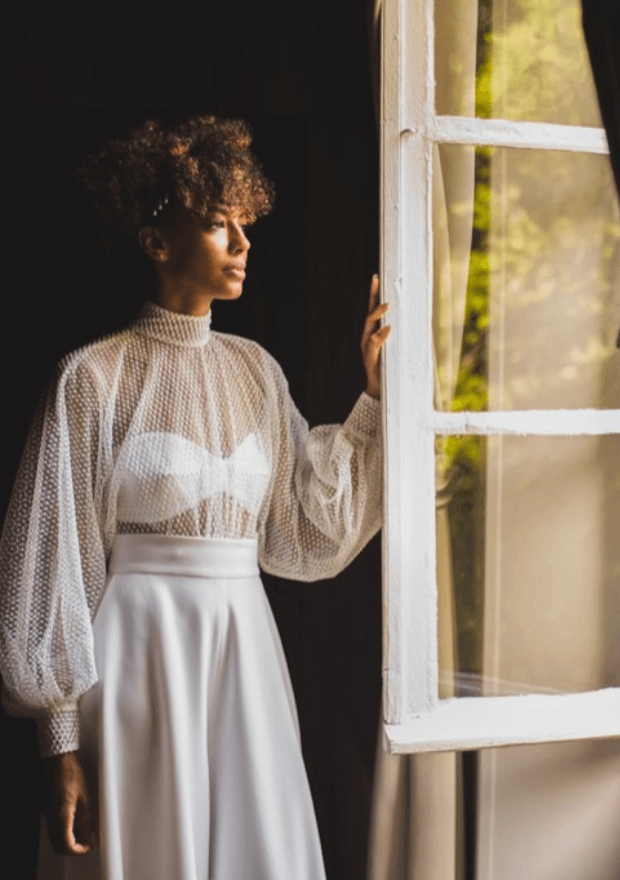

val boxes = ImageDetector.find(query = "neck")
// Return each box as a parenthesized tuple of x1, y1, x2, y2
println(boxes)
(153, 276, 213, 317)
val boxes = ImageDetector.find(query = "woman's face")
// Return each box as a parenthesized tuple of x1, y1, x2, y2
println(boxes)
(164, 205, 251, 300)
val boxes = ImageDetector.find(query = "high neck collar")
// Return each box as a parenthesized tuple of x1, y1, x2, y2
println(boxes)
(131, 300, 212, 347)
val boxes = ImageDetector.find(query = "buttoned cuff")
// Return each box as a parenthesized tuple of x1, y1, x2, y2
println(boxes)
(344, 392, 381, 441)
(36, 705, 80, 757)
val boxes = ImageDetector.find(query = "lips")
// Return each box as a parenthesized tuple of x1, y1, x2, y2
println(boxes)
(223, 265, 246, 280)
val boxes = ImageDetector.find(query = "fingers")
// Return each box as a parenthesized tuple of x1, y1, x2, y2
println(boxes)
(362, 275, 390, 345)
(63, 801, 92, 855)
(363, 308, 391, 347)
(368, 273, 380, 307)
(74, 794, 96, 852)
(45, 803, 75, 855)
(362, 274, 390, 399)
(367, 274, 382, 318)
(363, 326, 392, 377)
(366, 302, 390, 324)
(51, 799, 93, 855)
(369, 324, 392, 347)
(43, 752, 95, 856)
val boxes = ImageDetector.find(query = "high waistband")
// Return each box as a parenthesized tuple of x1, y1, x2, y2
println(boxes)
(108, 534, 260, 579)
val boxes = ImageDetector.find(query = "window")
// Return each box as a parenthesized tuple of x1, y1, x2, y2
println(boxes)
(380, 0, 620, 752)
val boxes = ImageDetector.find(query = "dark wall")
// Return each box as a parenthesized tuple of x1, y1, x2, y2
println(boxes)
(0, 3, 381, 878)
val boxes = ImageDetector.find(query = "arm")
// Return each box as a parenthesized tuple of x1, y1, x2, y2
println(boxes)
(258, 276, 390, 581)
(0, 361, 105, 753)
(0, 361, 106, 852)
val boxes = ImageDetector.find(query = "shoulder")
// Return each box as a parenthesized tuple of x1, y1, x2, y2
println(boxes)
(211, 331, 289, 387)
(211, 330, 280, 367)
(50, 329, 133, 401)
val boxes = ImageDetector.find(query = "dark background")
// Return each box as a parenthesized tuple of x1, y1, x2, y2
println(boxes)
(0, 2, 382, 878)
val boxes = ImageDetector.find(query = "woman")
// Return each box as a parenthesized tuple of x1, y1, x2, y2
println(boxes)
(0, 115, 389, 879)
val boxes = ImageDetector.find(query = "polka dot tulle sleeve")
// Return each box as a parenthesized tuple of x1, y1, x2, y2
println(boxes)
(0, 360, 106, 756)
(0, 302, 382, 755)
(258, 369, 382, 581)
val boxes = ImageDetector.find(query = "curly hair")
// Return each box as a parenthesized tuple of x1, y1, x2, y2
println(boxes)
(78, 116, 275, 243)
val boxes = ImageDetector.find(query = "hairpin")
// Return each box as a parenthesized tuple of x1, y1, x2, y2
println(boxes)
(152, 194, 170, 218)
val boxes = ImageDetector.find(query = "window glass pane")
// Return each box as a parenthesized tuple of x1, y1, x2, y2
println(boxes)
(435, 0, 601, 126)
(433, 145, 620, 412)
(437, 434, 620, 698)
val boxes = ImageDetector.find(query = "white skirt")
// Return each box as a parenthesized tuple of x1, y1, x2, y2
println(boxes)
(37, 534, 326, 880)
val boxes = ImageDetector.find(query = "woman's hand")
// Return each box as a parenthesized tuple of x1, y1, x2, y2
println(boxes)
(43, 751, 95, 855)
(361, 275, 391, 400)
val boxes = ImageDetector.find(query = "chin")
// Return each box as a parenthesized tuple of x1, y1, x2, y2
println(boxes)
(218, 286, 244, 301)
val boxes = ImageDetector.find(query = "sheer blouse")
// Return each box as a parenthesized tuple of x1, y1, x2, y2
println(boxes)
(0, 301, 382, 756)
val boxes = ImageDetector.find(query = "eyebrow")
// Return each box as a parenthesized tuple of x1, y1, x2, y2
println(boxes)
(206, 206, 252, 223)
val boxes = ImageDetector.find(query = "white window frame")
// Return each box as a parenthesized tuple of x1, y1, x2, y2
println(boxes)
(380, 0, 620, 753)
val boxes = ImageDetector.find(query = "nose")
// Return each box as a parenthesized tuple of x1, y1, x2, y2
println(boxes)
(230, 220, 250, 254)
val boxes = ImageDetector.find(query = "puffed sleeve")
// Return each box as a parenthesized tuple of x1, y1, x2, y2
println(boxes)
(258, 357, 382, 582)
(0, 358, 107, 757)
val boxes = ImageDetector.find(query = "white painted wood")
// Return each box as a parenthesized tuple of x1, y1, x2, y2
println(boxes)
(401, 0, 439, 720)
(432, 115, 609, 154)
(384, 690, 620, 753)
(432, 408, 620, 436)
(380, 0, 404, 727)
(381, 0, 438, 725)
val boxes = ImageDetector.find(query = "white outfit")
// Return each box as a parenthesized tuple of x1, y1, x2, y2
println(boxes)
(0, 302, 382, 879)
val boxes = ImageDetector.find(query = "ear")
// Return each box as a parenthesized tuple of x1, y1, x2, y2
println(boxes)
(138, 226, 170, 263)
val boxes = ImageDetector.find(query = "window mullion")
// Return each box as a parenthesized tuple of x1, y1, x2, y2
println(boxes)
(432, 409, 620, 436)
(432, 115, 609, 154)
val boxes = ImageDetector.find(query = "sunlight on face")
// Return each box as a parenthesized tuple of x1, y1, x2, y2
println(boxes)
(155, 205, 252, 312)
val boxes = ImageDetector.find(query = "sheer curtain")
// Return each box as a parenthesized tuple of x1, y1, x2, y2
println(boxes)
(367, 1, 478, 876)
(582, 2, 620, 201)
(474, 3, 620, 877)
